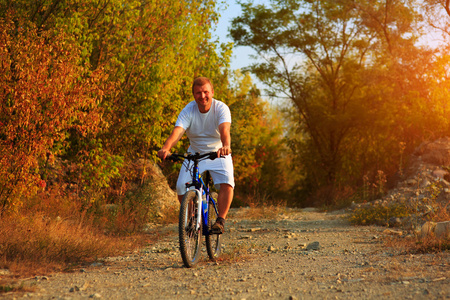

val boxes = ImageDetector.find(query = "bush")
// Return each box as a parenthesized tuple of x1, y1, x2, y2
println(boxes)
(0, 186, 146, 278)
(348, 203, 413, 226)
(0, 212, 128, 276)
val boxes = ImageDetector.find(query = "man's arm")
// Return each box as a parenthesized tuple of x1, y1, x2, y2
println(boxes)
(157, 126, 185, 160)
(217, 122, 231, 157)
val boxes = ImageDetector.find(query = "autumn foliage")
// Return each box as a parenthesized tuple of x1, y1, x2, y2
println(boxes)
(0, 0, 234, 274)
(0, 0, 227, 215)
(0, 0, 449, 254)
(230, 0, 450, 206)
(0, 15, 104, 212)
(1, 0, 450, 277)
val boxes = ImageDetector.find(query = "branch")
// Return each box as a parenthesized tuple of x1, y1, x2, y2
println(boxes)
(30, 0, 44, 23)
(37, 0, 62, 30)
(446, 0, 450, 17)
(428, 19, 450, 37)
(89, 0, 111, 28)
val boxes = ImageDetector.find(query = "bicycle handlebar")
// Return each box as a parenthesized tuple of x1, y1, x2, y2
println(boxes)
(168, 151, 219, 162)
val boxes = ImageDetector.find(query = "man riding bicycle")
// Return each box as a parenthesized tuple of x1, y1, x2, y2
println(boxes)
(157, 77, 234, 234)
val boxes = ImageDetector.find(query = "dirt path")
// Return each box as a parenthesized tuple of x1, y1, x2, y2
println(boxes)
(7, 208, 450, 299)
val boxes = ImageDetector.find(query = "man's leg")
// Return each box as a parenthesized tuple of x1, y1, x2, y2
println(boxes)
(217, 183, 233, 219)
(176, 161, 192, 204)
(211, 184, 233, 233)
(217, 183, 234, 219)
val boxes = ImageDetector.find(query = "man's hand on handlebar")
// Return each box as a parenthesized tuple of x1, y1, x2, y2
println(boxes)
(217, 146, 231, 158)
(157, 149, 171, 160)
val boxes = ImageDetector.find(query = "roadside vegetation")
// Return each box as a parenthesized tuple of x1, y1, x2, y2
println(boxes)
(1, 0, 450, 289)
(347, 178, 450, 252)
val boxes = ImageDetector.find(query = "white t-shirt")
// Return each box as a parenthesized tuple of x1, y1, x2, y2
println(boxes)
(175, 98, 231, 154)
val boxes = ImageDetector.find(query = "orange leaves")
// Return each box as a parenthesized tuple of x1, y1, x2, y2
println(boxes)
(0, 14, 105, 211)
(0, 0, 224, 213)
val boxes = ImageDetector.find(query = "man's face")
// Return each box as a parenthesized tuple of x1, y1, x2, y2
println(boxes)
(193, 83, 214, 113)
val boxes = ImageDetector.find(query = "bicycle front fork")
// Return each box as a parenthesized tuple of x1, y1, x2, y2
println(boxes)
(186, 187, 203, 231)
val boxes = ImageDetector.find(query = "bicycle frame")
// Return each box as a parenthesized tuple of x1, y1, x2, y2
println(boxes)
(182, 154, 219, 236)
(170, 151, 222, 267)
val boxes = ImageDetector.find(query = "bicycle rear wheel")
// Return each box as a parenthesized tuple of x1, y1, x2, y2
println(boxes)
(179, 190, 202, 268)
(205, 192, 221, 260)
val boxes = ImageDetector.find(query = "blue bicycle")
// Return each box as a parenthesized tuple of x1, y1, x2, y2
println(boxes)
(169, 152, 222, 268)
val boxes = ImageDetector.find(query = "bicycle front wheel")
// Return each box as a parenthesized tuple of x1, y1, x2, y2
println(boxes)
(205, 192, 221, 260)
(179, 190, 202, 268)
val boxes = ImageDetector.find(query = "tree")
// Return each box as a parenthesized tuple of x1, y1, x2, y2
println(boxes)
(0, 16, 104, 212)
(0, 0, 232, 213)
(422, 0, 450, 27)
(225, 71, 287, 205)
(230, 0, 434, 205)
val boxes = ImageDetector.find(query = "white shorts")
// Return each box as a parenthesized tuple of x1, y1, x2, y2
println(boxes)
(176, 154, 235, 195)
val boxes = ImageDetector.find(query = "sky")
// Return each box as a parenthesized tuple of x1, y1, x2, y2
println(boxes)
(211, 1, 273, 96)
(212, 0, 269, 72)
(211, 0, 447, 104)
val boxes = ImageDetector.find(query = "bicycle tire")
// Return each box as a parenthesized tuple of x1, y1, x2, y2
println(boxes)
(179, 190, 202, 268)
(205, 192, 221, 260)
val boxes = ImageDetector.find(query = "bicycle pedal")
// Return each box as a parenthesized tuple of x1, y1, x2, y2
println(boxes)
(209, 228, 223, 235)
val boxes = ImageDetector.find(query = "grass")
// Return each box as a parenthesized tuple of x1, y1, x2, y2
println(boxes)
(0, 183, 174, 292)
(0, 173, 446, 296)
(0, 280, 33, 295)
(413, 238, 450, 253)
(215, 241, 256, 264)
(0, 207, 141, 294)
(384, 234, 450, 254)
(232, 205, 289, 220)
(347, 203, 413, 226)
(0, 211, 131, 276)
(347, 194, 449, 254)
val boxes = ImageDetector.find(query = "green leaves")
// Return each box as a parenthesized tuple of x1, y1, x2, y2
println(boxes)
(0, 0, 232, 212)
(227, 71, 288, 205)
(230, 0, 444, 206)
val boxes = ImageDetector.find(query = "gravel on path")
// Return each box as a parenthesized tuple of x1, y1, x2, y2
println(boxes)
(5, 208, 450, 300)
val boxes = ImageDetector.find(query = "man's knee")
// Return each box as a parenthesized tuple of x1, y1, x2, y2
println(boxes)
(219, 183, 234, 194)
(220, 183, 233, 190)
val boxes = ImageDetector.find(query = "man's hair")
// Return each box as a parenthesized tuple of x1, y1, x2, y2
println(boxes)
(192, 77, 214, 93)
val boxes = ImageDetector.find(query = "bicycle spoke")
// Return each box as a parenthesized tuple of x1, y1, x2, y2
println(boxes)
(205, 192, 221, 260)
(179, 191, 201, 268)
